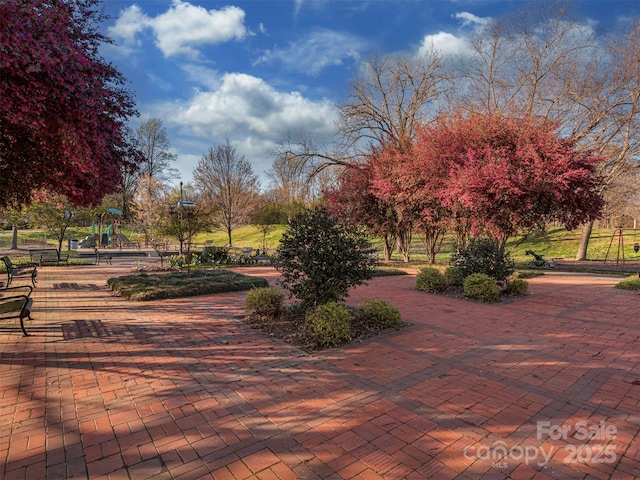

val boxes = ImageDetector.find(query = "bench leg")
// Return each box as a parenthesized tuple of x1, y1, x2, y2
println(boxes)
(19, 315, 29, 336)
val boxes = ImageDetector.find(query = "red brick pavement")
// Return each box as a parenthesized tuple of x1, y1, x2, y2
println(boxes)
(1, 260, 639, 479)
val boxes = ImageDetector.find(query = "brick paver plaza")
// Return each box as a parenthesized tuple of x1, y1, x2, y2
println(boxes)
(1, 259, 639, 479)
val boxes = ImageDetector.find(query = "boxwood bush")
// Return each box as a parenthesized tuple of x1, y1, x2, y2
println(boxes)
(305, 302, 353, 347)
(245, 287, 284, 317)
(444, 266, 464, 286)
(463, 273, 500, 302)
(358, 298, 402, 329)
(505, 277, 529, 296)
(415, 266, 448, 293)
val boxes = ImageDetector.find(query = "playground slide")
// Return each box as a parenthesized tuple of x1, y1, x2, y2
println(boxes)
(116, 233, 138, 248)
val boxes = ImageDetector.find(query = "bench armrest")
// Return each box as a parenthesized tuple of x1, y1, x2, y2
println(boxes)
(1, 285, 33, 298)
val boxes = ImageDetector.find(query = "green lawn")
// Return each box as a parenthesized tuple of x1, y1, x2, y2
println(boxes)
(3, 225, 638, 266)
(194, 225, 639, 264)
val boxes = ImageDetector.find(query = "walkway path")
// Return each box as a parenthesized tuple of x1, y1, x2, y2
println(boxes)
(1, 260, 639, 479)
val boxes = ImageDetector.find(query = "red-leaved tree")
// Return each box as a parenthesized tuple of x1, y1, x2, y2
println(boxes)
(326, 162, 399, 261)
(414, 113, 605, 246)
(1, 0, 139, 207)
(372, 145, 453, 263)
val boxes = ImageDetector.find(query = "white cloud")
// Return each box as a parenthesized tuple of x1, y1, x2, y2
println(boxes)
(173, 73, 336, 136)
(109, 1, 247, 58)
(154, 73, 337, 175)
(417, 11, 491, 58)
(454, 11, 491, 28)
(108, 5, 151, 51)
(180, 64, 222, 89)
(153, 2, 247, 58)
(256, 29, 370, 75)
(419, 31, 470, 57)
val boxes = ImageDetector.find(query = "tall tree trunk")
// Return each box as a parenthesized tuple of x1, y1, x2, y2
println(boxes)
(423, 226, 447, 264)
(575, 220, 595, 261)
(11, 225, 18, 250)
(227, 226, 233, 247)
(396, 228, 412, 263)
(381, 234, 395, 261)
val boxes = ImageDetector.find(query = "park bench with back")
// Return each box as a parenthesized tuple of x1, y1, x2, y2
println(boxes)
(29, 248, 69, 266)
(94, 247, 112, 265)
(1, 256, 37, 287)
(0, 285, 34, 336)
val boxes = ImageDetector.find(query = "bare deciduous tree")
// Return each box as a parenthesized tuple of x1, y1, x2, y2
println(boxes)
(338, 51, 451, 154)
(194, 139, 260, 247)
(136, 118, 179, 184)
(267, 153, 312, 205)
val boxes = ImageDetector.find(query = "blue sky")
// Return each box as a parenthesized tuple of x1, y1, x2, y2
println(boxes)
(100, 0, 640, 187)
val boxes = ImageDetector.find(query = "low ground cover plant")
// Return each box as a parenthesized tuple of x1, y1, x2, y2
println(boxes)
(615, 274, 640, 290)
(107, 269, 268, 301)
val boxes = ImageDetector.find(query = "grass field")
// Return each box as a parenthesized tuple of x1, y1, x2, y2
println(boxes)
(2, 225, 640, 266)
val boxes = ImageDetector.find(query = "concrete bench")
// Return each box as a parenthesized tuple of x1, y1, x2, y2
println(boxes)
(0, 285, 34, 336)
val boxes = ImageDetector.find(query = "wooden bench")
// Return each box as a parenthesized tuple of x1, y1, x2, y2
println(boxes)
(1, 256, 37, 287)
(29, 248, 69, 266)
(0, 285, 34, 336)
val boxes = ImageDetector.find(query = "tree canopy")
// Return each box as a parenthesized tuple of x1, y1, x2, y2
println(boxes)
(329, 113, 604, 260)
(0, 0, 139, 207)
(373, 113, 604, 246)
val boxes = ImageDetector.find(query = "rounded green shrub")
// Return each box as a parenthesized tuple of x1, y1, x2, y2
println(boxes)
(415, 267, 448, 293)
(452, 237, 515, 282)
(463, 273, 500, 302)
(276, 207, 376, 310)
(505, 278, 529, 296)
(305, 302, 353, 347)
(444, 266, 464, 286)
(358, 298, 402, 329)
(245, 287, 284, 317)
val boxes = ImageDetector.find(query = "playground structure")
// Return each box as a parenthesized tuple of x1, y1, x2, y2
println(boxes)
(603, 227, 640, 266)
(79, 208, 139, 249)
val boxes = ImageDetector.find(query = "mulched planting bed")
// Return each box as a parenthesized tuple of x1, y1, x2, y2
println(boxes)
(244, 305, 409, 353)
